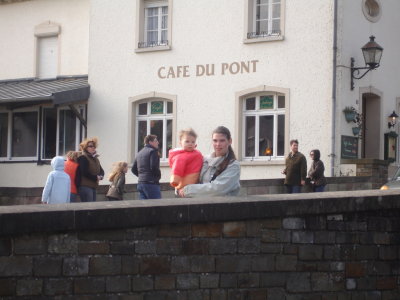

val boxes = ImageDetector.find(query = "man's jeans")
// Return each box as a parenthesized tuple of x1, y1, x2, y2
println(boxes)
(79, 186, 97, 202)
(137, 183, 161, 199)
(285, 185, 302, 194)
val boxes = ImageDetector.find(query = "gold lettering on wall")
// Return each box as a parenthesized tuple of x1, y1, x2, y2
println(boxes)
(157, 60, 259, 79)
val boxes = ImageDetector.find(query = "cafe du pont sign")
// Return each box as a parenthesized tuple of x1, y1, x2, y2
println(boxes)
(157, 60, 259, 79)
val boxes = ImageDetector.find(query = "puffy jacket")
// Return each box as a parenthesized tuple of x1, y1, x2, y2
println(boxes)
(64, 159, 79, 194)
(42, 157, 71, 204)
(132, 144, 161, 184)
(168, 148, 203, 189)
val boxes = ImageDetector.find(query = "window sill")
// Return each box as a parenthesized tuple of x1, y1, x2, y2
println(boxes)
(135, 45, 171, 53)
(243, 35, 284, 44)
(240, 159, 285, 166)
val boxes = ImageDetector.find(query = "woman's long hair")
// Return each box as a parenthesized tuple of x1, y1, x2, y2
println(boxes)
(212, 126, 236, 179)
(108, 161, 128, 182)
(311, 149, 321, 161)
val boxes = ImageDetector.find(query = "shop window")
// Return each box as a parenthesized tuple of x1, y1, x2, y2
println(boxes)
(0, 113, 8, 157)
(42, 107, 83, 159)
(242, 93, 286, 160)
(136, 0, 172, 52)
(0, 106, 85, 161)
(135, 99, 173, 161)
(245, 0, 285, 43)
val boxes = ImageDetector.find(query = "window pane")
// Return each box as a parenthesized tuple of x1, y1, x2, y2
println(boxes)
(257, 4, 269, 20)
(260, 96, 274, 109)
(137, 120, 147, 152)
(162, 15, 168, 30)
(43, 108, 57, 159)
(151, 101, 163, 114)
(162, 5, 168, 14)
(272, 3, 281, 18)
(259, 115, 273, 156)
(161, 30, 168, 42)
(256, 20, 268, 33)
(12, 111, 38, 157)
(150, 120, 163, 157)
(246, 97, 256, 110)
(272, 19, 280, 33)
(0, 113, 8, 157)
(167, 101, 173, 114)
(245, 116, 255, 157)
(167, 119, 172, 158)
(277, 115, 285, 156)
(257, 0, 269, 5)
(278, 95, 285, 108)
(59, 110, 76, 156)
(139, 103, 147, 115)
(147, 30, 158, 44)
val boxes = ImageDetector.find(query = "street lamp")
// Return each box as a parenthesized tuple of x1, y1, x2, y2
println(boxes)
(350, 36, 383, 90)
(388, 111, 399, 129)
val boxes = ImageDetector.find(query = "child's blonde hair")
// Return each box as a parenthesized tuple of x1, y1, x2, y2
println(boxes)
(66, 151, 81, 162)
(108, 161, 128, 182)
(179, 128, 197, 141)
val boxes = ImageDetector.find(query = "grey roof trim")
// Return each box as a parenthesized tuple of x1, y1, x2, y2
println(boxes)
(0, 76, 90, 107)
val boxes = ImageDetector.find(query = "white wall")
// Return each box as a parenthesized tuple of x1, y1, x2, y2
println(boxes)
(0, 0, 89, 79)
(87, 0, 335, 185)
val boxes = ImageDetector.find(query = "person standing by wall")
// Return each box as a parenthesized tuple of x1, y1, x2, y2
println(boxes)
(308, 149, 327, 192)
(132, 134, 161, 199)
(106, 161, 128, 200)
(64, 151, 81, 202)
(178, 126, 240, 197)
(42, 156, 71, 204)
(282, 139, 307, 193)
(77, 137, 104, 202)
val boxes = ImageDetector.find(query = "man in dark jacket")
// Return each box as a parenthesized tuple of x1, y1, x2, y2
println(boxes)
(132, 135, 161, 199)
(282, 139, 307, 193)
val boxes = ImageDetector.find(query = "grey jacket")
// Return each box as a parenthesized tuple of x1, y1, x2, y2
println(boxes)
(183, 155, 240, 197)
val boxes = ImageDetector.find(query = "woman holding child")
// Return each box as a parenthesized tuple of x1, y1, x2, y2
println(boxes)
(178, 126, 240, 197)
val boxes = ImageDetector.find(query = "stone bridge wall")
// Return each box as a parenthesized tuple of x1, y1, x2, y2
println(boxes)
(0, 190, 399, 299)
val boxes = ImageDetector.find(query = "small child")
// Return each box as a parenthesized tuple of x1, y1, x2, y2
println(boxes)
(42, 156, 71, 204)
(168, 128, 203, 190)
(106, 161, 128, 200)
(64, 151, 81, 202)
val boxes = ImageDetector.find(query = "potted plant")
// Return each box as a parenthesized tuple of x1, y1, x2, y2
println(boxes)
(343, 106, 356, 122)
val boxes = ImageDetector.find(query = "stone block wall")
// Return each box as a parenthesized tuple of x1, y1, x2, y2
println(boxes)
(0, 175, 377, 206)
(0, 190, 399, 299)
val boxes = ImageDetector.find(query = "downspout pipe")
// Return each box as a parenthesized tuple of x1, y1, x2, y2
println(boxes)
(331, 0, 338, 176)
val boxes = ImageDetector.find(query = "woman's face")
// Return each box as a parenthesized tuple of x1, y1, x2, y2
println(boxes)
(86, 143, 96, 154)
(212, 133, 231, 157)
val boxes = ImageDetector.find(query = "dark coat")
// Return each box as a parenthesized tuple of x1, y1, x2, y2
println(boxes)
(132, 144, 161, 184)
(284, 152, 307, 186)
(78, 152, 104, 189)
(308, 160, 327, 187)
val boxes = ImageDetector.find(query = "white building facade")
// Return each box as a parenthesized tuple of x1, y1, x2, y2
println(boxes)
(0, 0, 399, 188)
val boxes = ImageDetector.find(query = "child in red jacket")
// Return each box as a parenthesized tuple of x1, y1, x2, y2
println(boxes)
(169, 129, 203, 190)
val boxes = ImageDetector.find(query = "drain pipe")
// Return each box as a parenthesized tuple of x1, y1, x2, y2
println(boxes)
(330, 0, 338, 177)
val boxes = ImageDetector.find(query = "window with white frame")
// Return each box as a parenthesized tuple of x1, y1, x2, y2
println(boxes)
(242, 93, 285, 160)
(137, 0, 169, 49)
(246, 0, 284, 40)
(135, 99, 173, 161)
(0, 106, 85, 161)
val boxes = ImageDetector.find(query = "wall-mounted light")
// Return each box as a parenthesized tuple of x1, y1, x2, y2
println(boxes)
(350, 36, 383, 90)
(388, 111, 399, 129)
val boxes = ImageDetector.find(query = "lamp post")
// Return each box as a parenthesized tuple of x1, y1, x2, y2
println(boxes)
(388, 111, 399, 129)
(350, 36, 383, 90)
